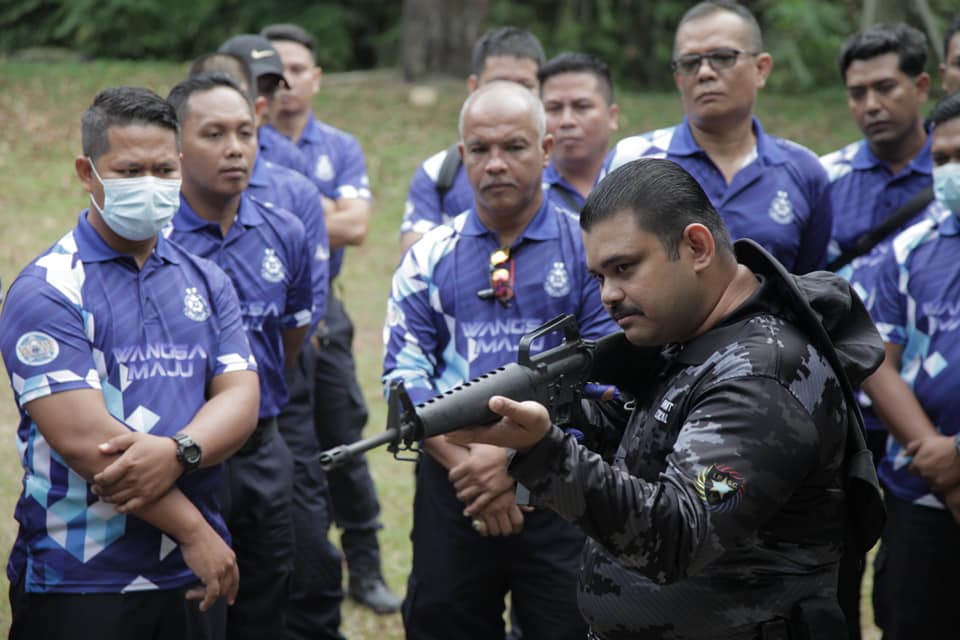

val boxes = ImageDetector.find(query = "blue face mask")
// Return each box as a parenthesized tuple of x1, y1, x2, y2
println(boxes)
(934, 162, 960, 215)
(88, 158, 181, 241)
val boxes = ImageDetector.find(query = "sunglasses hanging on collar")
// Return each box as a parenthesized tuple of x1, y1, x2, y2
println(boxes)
(476, 246, 514, 307)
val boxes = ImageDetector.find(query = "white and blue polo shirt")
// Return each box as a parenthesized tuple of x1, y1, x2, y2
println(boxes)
(247, 156, 329, 325)
(383, 199, 617, 404)
(820, 133, 932, 261)
(607, 116, 833, 274)
(400, 147, 474, 237)
(821, 136, 934, 432)
(870, 201, 960, 507)
(0, 211, 257, 593)
(168, 194, 313, 419)
(264, 112, 371, 281)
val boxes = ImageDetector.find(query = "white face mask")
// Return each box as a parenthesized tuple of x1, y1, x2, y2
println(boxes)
(934, 161, 960, 215)
(88, 158, 181, 241)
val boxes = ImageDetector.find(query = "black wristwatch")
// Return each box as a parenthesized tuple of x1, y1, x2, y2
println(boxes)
(171, 432, 202, 473)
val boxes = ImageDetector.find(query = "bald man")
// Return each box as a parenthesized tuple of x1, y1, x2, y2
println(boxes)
(382, 82, 616, 640)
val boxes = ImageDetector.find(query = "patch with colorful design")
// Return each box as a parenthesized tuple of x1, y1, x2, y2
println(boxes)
(695, 464, 744, 513)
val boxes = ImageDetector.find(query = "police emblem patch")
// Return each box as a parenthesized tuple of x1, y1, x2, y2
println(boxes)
(544, 261, 570, 297)
(15, 331, 59, 366)
(183, 287, 210, 322)
(261, 248, 285, 283)
(315, 155, 334, 182)
(768, 190, 794, 225)
(695, 464, 744, 512)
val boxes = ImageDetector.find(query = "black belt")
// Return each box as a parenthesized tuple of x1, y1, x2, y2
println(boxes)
(236, 416, 277, 456)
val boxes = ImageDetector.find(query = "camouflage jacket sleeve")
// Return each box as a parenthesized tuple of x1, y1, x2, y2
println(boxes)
(511, 373, 828, 584)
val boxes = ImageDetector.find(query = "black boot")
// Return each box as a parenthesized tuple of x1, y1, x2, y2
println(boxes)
(348, 574, 403, 614)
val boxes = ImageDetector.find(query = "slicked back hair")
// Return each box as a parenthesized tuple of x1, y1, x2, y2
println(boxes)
(538, 52, 615, 104)
(838, 22, 928, 80)
(581, 158, 733, 259)
(81, 86, 180, 161)
(929, 92, 960, 128)
(166, 72, 253, 125)
(677, 1, 763, 53)
(471, 26, 546, 76)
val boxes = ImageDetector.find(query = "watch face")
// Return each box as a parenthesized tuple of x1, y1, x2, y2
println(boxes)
(174, 433, 202, 469)
(183, 444, 202, 465)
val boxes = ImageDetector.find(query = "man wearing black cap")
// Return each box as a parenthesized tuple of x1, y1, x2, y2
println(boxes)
(218, 35, 313, 178)
(262, 22, 402, 617)
(204, 36, 349, 639)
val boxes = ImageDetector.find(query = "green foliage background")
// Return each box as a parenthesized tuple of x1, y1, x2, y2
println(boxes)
(2, 0, 957, 91)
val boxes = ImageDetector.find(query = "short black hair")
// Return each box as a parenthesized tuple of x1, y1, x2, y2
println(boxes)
(166, 72, 252, 125)
(189, 52, 256, 103)
(261, 23, 315, 55)
(677, 1, 763, 52)
(471, 26, 545, 76)
(838, 23, 928, 80)
(581, 158, 733, 259)
(81, 86, 179, 161)
(929, 92, 960, 128)
(945, 16, 960, 60)
(538, 52, 615, 104)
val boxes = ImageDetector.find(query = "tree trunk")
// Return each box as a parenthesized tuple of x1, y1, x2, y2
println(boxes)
(400, 0, 489, 81)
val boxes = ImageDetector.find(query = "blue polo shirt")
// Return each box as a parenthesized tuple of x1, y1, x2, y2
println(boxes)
(542, 154, 615, 216)
(384, 199, 617, 404)
(168, 195, 313, 419)
(247, 156, 329, 324)
(264, 112, 371, 281)
(0, 211, 256, 593)
(870, 201, 959, 508)
(820, 133, 932, 261)
(258, 124, 312, 177)
(607, 116, 833, 274)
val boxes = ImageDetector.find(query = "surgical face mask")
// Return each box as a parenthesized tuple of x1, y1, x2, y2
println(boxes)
(933, 161, 960, 215)
(87, 158, 181, 241)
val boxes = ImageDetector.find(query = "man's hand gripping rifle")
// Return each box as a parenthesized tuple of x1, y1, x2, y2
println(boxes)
(319, 314, 635, 471)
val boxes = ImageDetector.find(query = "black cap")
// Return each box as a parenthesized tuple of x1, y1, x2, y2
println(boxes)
(218, 34, 288, 88)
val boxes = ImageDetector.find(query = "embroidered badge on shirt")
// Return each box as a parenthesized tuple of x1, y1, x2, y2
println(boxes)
(183, 287, 210, 322)
(544, 261, 570, 297)
(261, 248, 286, 283)
(15, 331, 60, 366)
(314, 155, 334, 182)
(696, 464, 744, 512)
(768, 190, 794, 225)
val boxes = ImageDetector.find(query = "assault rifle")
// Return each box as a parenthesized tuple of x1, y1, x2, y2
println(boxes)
(319, 314, 652, 470)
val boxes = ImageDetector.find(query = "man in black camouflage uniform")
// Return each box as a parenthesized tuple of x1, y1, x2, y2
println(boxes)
(450, 158, 884, 639)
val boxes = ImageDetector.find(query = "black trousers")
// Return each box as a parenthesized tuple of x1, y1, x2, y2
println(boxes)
(402, 455, 588, 640)
(313, 294, 384, 576)
(279, 345, 347, 640)
(872, 492, 960, 639)
(9, 579, 222, 640)
(216, 422, 295, 640)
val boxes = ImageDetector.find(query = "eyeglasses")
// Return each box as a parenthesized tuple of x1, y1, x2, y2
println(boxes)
(671, 48, 759, 76)
(477, 246, 514, 306)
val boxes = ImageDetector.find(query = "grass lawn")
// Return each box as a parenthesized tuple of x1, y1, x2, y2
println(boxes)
(0, 59, 877, 638)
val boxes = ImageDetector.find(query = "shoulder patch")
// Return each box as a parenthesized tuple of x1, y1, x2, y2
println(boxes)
(15, 331, 60, 366)
(696, 464, 744, 512)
